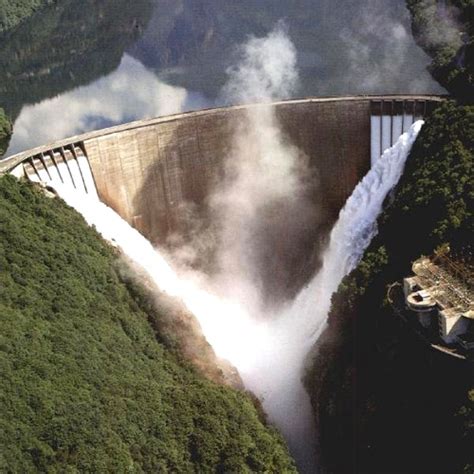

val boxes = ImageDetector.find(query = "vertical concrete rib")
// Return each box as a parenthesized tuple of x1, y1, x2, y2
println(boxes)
(38, 153, 52, 181)
(401, 100, 405, 133)
(42, 151, 61, 183)
(64, 146, 85, 191)
(380, 100, 383, 157)
(48, 150, 64, 183)
(28, 158, 42, 181)
(76, 142, 98, 198)
(33, 156, 50, 182)
(390, 100, 394, 147)
(58, 147, 76, 188)
(68, 144, 88, 193)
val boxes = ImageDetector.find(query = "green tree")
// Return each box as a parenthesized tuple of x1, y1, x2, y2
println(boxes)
(0, 107, 11, 156)
(0, 0, 53, 34)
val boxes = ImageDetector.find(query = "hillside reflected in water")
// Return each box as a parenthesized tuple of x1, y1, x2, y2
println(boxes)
(0, 0, 153, 119)
(130, 0, 446, 97)
(2, 0, 444, 156)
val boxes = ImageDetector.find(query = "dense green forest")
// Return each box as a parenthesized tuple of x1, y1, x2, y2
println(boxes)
(0, 108, 11, 156)
(0, 0, 52, 34)
(307, 102, 474, 472)
(1, 1, 472, 472)
(407, 0, 474, 102)
(0, 175, 296, 472)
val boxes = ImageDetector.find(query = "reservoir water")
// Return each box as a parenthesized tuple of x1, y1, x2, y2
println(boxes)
(1, 0, 443, 156)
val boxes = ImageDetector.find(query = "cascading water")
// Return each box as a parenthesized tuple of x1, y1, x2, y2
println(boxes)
(212, 120, 424, 472)
(254, 120, 424, 471)
(294, 120, 425, 342)
(35, 118, 423, 473)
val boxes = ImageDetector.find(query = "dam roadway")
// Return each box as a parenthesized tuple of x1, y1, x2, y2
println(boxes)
(1, 95, 444, 299)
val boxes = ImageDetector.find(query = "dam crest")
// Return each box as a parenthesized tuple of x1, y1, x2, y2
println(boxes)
(2, 95, 443, 248)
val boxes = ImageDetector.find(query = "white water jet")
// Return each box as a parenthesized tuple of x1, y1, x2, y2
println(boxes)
(32, 160, 268, 376)
(298, 120, 424, 340)
(218, 120, 423, 472)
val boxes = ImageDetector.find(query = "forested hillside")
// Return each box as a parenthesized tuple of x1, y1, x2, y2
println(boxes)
(407, 0, 473, 102)
(0, 0, 152, 122)
(0, 108, 11, 156)
(0, 0, 52, 34)
(0, 175, 296, 472)
(307, 102, 473, 473)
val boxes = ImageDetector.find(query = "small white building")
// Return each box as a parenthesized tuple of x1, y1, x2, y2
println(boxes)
(403, 257, 474, 346)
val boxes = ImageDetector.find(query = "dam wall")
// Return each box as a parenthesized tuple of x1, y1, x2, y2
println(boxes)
(1, 95, 444, 247)
(85, 98, 371, 244)
(1, 95, 443, 301)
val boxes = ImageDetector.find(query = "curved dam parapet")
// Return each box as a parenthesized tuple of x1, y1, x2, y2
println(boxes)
(1, 95, 444, 301)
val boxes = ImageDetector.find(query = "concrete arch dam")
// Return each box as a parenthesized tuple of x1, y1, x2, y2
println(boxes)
(2, 95, 444, 302)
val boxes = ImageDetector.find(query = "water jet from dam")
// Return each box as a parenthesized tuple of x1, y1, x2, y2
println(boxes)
(2, 27, 441, 472)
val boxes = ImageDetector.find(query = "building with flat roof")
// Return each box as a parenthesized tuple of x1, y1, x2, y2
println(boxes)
(404, 254, 474, 348)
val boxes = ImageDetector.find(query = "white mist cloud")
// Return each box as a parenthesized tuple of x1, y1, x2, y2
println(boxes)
(222, 22, 299, 104)
(164, 23, 319, 471)
(207, 24, 316, 313)
(7, 54, 210, 156)
(337, 2, 446, 94)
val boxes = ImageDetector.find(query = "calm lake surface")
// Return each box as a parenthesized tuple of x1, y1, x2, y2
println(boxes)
(1, 0, 444, 155)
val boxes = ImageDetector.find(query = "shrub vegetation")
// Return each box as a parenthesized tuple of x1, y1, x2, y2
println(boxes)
(0, 0, 53, 34)
(0, 175, 296, 472)
(0, 107, 11, 156)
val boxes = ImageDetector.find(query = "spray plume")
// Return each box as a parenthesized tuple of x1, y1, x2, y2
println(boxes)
(204, 23, 318, 312)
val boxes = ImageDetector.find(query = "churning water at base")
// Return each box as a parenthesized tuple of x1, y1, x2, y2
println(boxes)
(41, 121, 423, 473)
